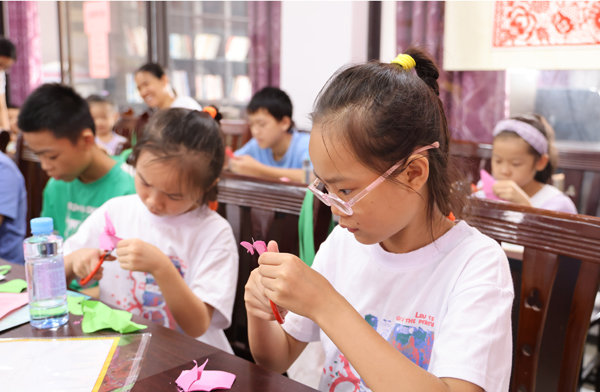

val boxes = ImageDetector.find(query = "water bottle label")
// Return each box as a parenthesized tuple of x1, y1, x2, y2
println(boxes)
(33, 261, 67, 299)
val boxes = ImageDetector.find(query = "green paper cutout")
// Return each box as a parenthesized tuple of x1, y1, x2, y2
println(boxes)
(0, 265, 11, 275)
(81, 300, 147, 334)
(0, 279, 27, 293)
(67, 296, 85, 315)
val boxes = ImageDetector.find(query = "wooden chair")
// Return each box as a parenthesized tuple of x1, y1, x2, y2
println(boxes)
(113, 108, 151, 148)
(0, 130, 9, 153)
(15, 134, 49, 235)
(465, 198, 600, 392)
(221, 120, 251, 151)
(216, 172, 331, 361)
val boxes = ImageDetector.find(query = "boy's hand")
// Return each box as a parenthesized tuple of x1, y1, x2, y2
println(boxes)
(115, 238, 170, 274)
(229, 155, 264, 177)
(257, 241, 336, 321)
(493, 180, 532, 206)
(245, 268, 282, 321)
(69, 248, 106, 281)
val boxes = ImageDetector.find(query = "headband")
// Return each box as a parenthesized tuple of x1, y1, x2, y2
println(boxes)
(492, 119, 548, 155)
(391, 54, 416, 70)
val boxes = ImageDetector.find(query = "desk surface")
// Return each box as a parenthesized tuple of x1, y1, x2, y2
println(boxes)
(0, 260, 316, 392)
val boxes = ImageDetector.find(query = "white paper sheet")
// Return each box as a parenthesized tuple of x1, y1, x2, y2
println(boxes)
(0, 337, 118, 392)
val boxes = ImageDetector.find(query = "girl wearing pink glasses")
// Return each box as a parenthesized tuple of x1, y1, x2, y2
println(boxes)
(245, 47, 513, 392)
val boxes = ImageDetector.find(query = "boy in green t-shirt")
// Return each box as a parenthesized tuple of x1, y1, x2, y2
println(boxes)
(18, 84, 136, 239)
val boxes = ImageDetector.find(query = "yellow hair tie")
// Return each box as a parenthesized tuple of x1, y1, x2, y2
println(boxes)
(391, 54, 416, 70)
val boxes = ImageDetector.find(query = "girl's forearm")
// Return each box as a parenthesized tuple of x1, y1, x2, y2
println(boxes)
(153, 261, 214, 337)
(315, 293, 452, 392)
(247, 314, 307, 373)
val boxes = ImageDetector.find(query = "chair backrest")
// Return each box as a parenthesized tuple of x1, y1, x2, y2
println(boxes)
(466, 199, 600, 392)
(216, 172, 331, 360)
(15, 134, 49, 235)
(450, 139, 600, 216)
(0, 130, 10, 153)
(114, 108, 151, 148)
(221, 120, 251, 151)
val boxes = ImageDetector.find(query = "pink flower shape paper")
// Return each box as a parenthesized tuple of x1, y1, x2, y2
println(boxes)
(480, 169, 501, 201)
(240, 239, 286, 324)
(175, 359, 236, 392)
(99, 212, 123, 251)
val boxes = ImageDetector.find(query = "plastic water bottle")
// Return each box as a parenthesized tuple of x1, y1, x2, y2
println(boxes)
(23, 218, 68, 329)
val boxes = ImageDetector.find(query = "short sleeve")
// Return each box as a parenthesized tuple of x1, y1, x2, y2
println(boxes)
(0, 163, 21, 220)
(428, 251, 514, 391)
(63, 203, 107, 255)
(186, 224, 239, 330)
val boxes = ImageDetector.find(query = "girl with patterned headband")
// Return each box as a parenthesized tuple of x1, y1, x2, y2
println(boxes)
(475, 114, 577, 214)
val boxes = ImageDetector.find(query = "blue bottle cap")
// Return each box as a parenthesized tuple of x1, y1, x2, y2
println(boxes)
(30, 217, 54, 235)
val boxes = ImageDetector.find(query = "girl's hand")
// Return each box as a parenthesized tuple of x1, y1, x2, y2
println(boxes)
(245, 268, 284, 321)
(69, 248, 106, 281)
(115, 239, 171, 274)
(493, 180, 532, 206)
(257, 241, 337, 321)
(229, 155, 264, 177)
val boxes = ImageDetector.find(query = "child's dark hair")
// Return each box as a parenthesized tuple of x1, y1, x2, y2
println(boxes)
(86, 94, 115, 108)
(310, 46, 466, 224)
(494, 114, 557, 184)
(130, 108, 224, 205)
(0, 38, 16, 60)
(248, 87, 294, 132)
(18, 83, 96, 142)
(136, 62, 166, 79)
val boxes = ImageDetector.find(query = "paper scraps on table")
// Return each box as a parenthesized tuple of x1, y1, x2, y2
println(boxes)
(0, 279, 27, 293)
(68, 295, 85, 316)
(78, 300, 147, 334)
(480, 169, 501, 201)
(240, 240, 286, 324)
(0, 265, 11, 275)
(0, 292, 29, 319)
(175, 359, 236, 392)
(99, 211, 123, 251)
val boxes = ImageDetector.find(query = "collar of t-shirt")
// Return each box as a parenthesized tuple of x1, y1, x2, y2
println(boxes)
(368, 221, 470, 271)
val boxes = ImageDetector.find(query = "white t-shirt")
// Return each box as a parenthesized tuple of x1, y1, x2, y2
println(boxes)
(64, 194, 239, 354)
(474, 182, 577, 214)
(0, 71, 5, 95)
(530, 184, 577, 214)
(283, 222, 514, 392)
(171, 95, 202, 111)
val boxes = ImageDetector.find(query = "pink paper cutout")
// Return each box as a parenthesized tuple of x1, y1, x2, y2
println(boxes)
(0, 292, 29, 319)
(240, 240, 267, 256)
(253, 241, 267, 255)
(240, 242, 254, 256)
(175, 359, 236, 392)
(99, 212, 123, 251)
(480, 169, 501, 201)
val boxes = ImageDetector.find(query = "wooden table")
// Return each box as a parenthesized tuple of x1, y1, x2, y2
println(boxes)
(0, 260, 316, 392)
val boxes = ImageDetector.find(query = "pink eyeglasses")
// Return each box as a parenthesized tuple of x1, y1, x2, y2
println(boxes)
(308, 142, 440, 216)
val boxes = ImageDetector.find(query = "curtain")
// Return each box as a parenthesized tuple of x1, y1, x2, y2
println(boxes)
(7, 1, 42, 106)
(248, 1, 281, 94)
(397, 1, 507, 143)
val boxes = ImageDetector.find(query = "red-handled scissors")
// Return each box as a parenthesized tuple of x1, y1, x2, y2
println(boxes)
(80, 249, 113, 286)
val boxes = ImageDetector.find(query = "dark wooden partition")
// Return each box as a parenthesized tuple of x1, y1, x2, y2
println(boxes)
(466, 199, 600, 392)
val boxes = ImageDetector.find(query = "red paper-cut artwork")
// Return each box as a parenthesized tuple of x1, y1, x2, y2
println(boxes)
(493, 1, 600, 47)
